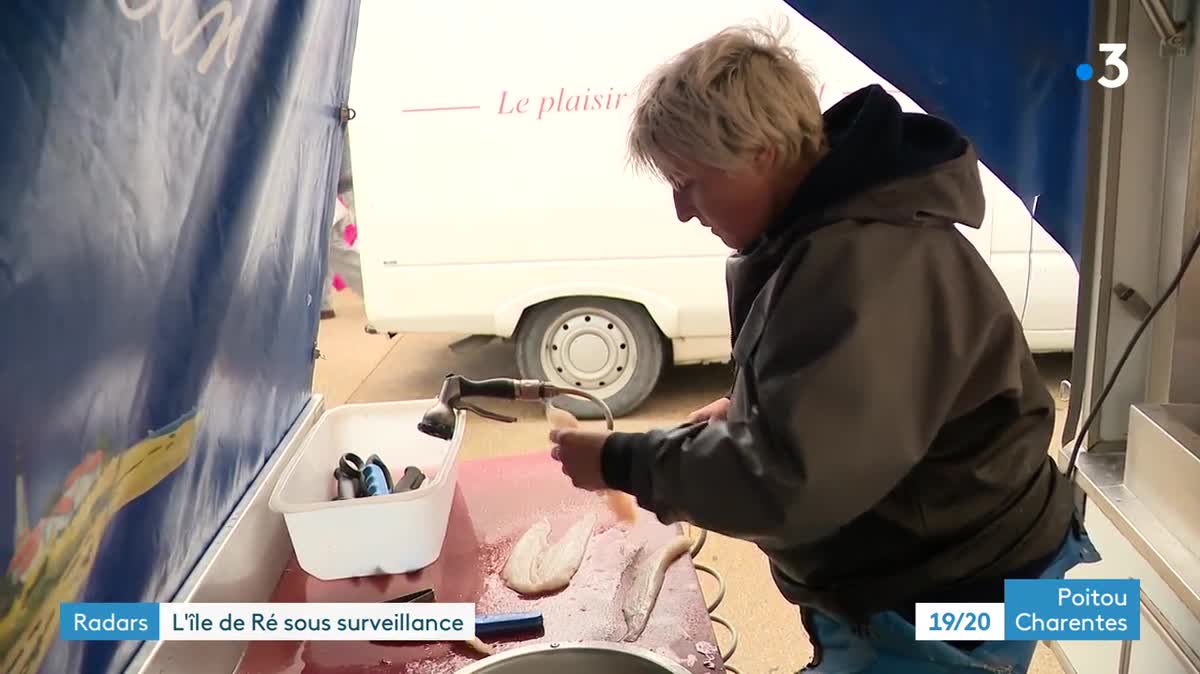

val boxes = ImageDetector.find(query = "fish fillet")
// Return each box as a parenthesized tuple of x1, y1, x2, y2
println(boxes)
(501, 513, 597, 595)
(605, 490, 638, 523)
(620, 534, 693, 641)
(546, 403, 637, 524)
(464, 637, 494, 656)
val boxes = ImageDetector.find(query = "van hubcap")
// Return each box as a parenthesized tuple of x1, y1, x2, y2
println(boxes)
(540, 307, 637, 398)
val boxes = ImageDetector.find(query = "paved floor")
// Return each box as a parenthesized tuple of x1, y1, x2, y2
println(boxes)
(313, 290, 1069, 673)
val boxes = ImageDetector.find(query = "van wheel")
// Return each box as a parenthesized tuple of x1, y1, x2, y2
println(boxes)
(515, 298, 665, 419)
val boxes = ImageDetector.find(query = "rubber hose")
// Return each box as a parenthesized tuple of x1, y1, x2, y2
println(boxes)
(685, 523, 740, 670)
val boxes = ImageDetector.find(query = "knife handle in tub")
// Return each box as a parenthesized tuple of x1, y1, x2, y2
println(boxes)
(475, 612, 544, 637)
(333, 467, 357, 500)
(361, 464, 389, 497)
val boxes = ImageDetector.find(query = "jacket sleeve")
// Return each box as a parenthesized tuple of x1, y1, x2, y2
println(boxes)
(601, 232, 988, 548)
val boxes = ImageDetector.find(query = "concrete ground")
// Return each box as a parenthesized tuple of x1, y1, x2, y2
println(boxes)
(313, 290, 1070, 673)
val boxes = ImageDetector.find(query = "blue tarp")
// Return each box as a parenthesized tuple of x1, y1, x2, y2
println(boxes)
(0, 2, 359, 673)
(787, 0, 1094, 264)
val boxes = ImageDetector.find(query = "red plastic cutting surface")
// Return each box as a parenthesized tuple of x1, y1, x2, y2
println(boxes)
(237, 451, 726, 673)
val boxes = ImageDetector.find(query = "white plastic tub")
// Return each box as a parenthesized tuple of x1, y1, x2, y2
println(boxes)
(268, 399, 465, 580)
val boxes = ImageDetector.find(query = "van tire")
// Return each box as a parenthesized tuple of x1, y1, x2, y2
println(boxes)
(514, 297, 665, 419)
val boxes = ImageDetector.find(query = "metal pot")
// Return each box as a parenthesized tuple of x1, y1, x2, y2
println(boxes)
(454, 641, 696, 674)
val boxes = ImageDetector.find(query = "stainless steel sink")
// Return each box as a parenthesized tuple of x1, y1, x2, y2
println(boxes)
(1125, 403, 1200, 552)
(454, 642, 697, 674)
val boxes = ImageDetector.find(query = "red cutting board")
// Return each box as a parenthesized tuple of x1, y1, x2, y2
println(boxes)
(236, 451, 726, 674)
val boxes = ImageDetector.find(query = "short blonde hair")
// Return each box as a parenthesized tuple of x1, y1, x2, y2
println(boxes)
(627, 22, 826, 182)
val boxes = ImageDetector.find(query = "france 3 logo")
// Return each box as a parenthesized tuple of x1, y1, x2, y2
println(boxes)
(1077, 43, 1129, 88)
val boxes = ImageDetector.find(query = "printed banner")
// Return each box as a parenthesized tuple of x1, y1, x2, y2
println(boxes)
(0, 1, 360, 672)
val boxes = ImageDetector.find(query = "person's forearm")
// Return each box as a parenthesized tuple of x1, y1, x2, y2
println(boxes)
(601, 431, 639, 493)
(600, 422, 834, 547)
(600, 396, 928, 549)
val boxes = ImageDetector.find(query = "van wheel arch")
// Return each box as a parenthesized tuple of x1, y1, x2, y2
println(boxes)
(513, 296, 668, 419)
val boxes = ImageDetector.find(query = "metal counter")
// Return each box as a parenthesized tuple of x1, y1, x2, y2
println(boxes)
(1060, 404, 1200, 620)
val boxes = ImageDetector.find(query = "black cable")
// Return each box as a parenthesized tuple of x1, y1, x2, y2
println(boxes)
(1066, 222, 1200, 481)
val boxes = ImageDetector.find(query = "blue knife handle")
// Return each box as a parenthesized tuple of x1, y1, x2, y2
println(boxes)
(475, 612, 543, 637)
(361, 464, 389, 497)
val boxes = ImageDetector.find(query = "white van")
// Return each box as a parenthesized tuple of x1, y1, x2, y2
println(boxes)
(346, 0, 1078, 417)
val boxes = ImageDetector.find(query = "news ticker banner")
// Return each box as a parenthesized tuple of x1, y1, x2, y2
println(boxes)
(60, 602, 475, 641)
(61, 579, 1139, 642)
(916, 579, 1140, 641)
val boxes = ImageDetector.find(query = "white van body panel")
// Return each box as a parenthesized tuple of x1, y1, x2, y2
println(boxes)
(347, 0, 1077, 366)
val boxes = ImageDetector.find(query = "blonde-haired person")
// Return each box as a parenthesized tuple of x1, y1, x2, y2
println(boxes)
(550, 24, 1099, 673)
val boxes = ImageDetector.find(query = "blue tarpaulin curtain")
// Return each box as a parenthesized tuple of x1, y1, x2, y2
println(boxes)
(786, 0, 1095, 264)
(0, 2, 359, 672)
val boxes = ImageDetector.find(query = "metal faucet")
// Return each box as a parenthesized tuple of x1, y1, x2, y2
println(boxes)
(417, 374, 615, 440)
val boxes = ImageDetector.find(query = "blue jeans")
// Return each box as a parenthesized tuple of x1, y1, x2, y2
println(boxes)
(799, 519, 1102, 673)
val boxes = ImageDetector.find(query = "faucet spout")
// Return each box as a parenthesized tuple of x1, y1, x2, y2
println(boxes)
(417, 375, 466, 440)
(416, 373, 616, 439)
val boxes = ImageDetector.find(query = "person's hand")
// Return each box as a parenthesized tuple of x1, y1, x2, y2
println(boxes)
(686, 396, 731, 424)
(549, 428, 611, 491)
